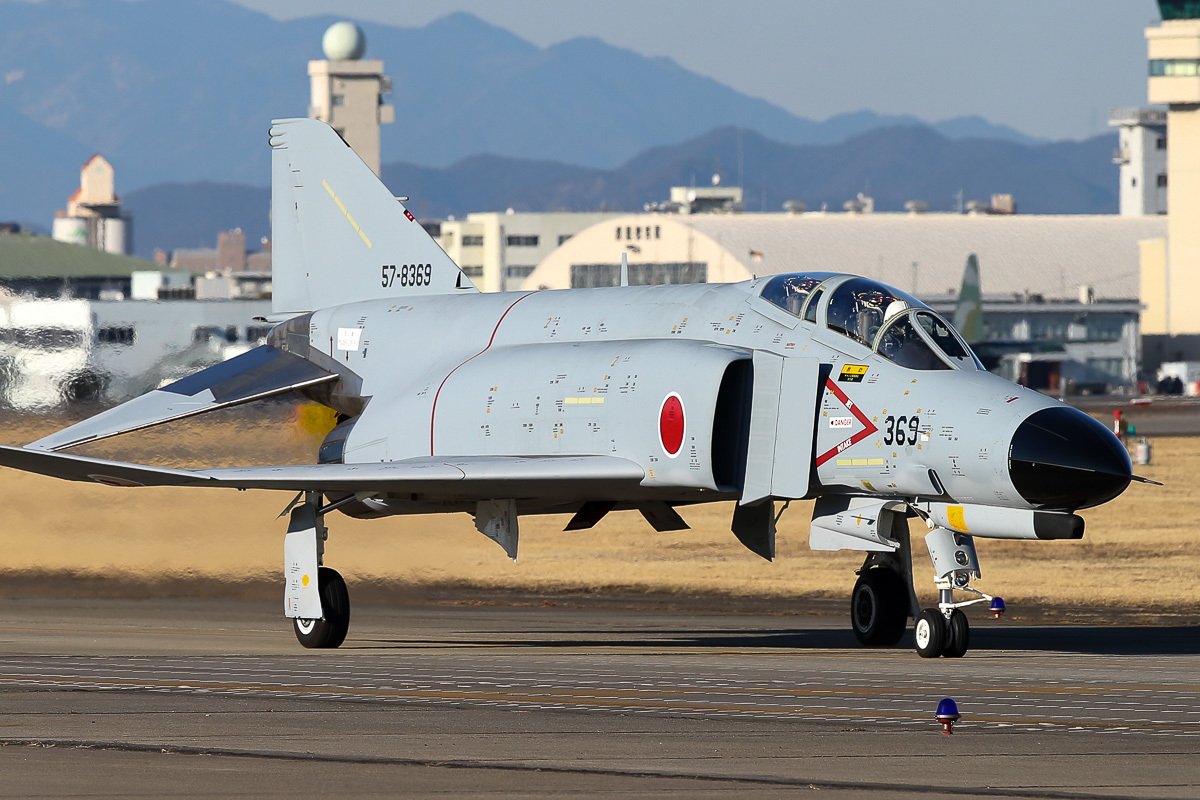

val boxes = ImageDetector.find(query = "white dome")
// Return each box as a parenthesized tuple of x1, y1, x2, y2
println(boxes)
(322, 21, 366, 61)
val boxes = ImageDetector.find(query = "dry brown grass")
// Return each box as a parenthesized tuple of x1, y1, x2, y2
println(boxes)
(0, 405, 1194, 613)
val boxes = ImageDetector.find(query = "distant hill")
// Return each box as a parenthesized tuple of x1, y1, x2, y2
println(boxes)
(2, 0, 1046, 229)
(123, 125, 1116, 258)
(123, 183, 271, 257)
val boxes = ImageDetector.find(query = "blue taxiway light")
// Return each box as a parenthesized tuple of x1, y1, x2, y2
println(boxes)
(990, 596, 1007, 619)
(937, 697, 961, 734)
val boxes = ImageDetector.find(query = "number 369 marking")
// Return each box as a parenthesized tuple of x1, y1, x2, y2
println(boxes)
(883, 415, 920, 446)
(381, 263, 432, 288)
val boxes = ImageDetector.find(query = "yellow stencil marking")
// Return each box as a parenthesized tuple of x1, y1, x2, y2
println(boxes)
(947, 505, 969, 532)
(565, 397, 605, 405)
(302, 574, 310, 587)
(323, 179, 373, 248)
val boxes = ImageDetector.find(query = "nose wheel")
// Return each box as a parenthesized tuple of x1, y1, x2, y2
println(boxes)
(915, 526, 1003, 658)
(943, 608, 969, 658)
(915, 606, 970, 659)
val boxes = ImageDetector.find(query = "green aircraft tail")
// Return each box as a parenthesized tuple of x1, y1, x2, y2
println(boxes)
(952, 253, 984, 344)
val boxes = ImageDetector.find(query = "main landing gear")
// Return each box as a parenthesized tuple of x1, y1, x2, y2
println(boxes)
(848, 521, 1003, 658)
(283, 493, 351, 648)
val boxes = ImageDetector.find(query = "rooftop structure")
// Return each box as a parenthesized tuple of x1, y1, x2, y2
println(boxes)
(0, 232, 166, 299)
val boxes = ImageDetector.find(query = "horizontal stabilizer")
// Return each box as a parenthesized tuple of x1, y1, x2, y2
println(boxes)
(0, 447, 646, 496)
(28, 345, 337, 452)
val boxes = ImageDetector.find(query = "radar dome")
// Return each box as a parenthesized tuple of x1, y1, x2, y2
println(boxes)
(322, 21, 367, 60)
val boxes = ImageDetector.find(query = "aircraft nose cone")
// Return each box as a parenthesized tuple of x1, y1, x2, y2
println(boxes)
(1008, 406, 1131, 510)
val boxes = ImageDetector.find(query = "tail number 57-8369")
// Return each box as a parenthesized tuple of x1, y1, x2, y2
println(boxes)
(381, 263, 432, 288)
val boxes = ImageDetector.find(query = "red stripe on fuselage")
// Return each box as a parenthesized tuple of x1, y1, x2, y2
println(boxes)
(814, 376, 878, 467)
(429, 293, 534, 455)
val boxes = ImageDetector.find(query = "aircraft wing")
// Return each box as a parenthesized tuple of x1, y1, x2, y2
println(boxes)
(0, 445, 646, 495)
(27, 345, 338, 452)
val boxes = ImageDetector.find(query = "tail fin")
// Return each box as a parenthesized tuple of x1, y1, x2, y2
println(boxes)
(952, 253, 984, 344)
(269, 118, 476, 315)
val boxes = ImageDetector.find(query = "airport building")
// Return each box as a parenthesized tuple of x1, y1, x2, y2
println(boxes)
(1109, 107, 1169, 216)
(1140, 2, 1200, 352)
(51, 154, 132, 256)
(438, 212, 623, 292)
(522, 212, 1164, 391)
(169, 229, 272, 274)
(308, 22, 393, 176)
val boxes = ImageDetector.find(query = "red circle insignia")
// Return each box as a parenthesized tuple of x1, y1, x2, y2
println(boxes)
(659, 393, 685, 456)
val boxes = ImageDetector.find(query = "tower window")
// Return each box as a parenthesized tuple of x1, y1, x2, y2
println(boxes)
(1158, 174, 1168, 188)
(1156, 136, 1167, 150)
(332, 94, 345, 107)
(1150, 59, 1200, 77)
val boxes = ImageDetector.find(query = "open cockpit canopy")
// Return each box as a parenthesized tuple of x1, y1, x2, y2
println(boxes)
(759, 273, 980, 371)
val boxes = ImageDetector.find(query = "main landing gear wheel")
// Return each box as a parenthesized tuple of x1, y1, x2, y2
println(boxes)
(914, 608, 944, 658)
(850, 568, 908, 646)
(941, 609, 970, 658)
(293, 566, 350, 649)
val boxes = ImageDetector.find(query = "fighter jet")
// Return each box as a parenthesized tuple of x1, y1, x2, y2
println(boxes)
(0, 119, 1147, 657)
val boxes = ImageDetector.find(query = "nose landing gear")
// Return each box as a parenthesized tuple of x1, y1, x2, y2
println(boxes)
(915, 526, 1003, 659)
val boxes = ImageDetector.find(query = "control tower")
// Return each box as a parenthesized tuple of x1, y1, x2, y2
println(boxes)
(308, 21, 394, 176)
(1145, 2, 1200, 334)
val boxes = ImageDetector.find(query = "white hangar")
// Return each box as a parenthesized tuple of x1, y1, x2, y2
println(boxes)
(521, 212, 1167, 392)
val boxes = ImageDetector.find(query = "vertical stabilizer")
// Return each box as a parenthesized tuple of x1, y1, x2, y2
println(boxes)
(952, 253, 984, 344)
(269, 118, 476, 315)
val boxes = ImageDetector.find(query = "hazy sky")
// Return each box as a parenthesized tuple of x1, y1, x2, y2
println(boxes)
(231, 0, 1163, 141)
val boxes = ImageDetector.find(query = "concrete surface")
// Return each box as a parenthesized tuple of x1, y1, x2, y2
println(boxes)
(0, 596, 1195, 798)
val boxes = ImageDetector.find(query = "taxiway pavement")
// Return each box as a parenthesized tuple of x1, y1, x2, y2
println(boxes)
(0, 595, 1195, 798)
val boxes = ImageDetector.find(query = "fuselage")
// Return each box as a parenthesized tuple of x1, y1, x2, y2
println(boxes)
(277, 274, 1131, 516)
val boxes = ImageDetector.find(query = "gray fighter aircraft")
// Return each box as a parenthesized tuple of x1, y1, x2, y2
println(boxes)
(0, 119, 1145, 656)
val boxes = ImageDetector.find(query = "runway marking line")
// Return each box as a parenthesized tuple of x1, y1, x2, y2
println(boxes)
(0, 625, 283, 640)
(0, 675, 1195, 732)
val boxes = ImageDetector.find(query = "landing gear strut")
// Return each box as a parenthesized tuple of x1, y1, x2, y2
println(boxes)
(284, 493, 351, 648)
(849, 512, 919, 647)
(914, 526, 1002, 659)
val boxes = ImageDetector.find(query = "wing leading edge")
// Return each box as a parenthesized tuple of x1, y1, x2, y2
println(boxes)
(0, 445, 646, 495)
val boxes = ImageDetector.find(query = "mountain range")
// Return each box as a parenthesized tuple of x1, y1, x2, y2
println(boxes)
(123, 124, 1117, 258)
(0, 0, 1116, 257)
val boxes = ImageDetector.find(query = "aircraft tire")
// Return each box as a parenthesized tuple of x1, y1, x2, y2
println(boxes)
(292, 567, 351, 649)
(942, 609, 970, 658)
(914, 608, 944, 658)
(850, 568, 908, 646)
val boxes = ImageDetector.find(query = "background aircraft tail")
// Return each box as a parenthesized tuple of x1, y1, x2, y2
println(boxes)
(269, 118, 476, 316)
(952, 253, 984, 344)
